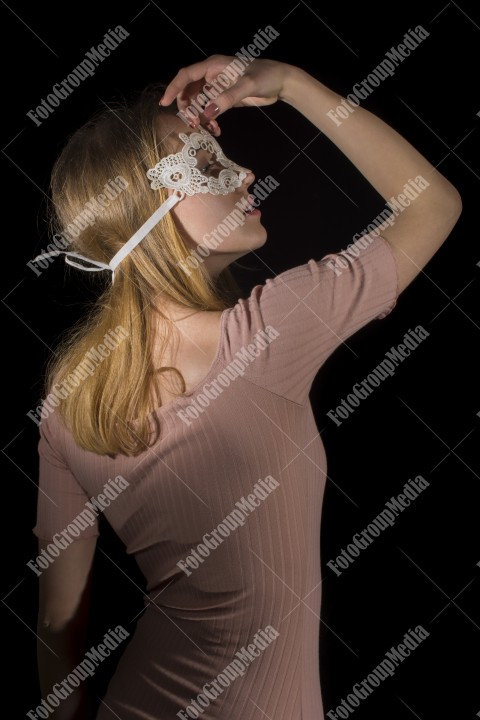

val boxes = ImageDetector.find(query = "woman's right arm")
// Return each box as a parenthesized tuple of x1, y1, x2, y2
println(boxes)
(37, 536, 97, 720)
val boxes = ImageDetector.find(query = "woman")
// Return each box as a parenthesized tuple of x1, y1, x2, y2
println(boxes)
(32, 55, 461, 720)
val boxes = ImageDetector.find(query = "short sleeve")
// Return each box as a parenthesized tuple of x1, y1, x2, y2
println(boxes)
(223, 234, 399, 405)
(33, 410, 100, 542)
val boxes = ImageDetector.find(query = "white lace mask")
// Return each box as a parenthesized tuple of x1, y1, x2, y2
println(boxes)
(32, 128, 250, 282)
(147, 127, 249, 195)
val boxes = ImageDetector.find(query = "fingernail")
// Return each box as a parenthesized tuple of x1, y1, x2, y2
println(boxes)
(204, 104, 219, 120)
(205, 122, 216, 133)
(159, 95, 165, 105)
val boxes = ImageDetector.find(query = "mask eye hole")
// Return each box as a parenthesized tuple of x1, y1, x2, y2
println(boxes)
(198, 156, 223, 178)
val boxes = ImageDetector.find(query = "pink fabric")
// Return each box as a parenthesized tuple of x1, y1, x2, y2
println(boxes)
(34, 235, 399, 719)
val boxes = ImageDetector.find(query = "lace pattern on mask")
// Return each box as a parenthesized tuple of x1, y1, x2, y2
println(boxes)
(146, 127, 248, 195)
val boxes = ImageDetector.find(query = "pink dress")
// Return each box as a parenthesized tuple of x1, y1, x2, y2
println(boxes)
(34, 236, 399, 719)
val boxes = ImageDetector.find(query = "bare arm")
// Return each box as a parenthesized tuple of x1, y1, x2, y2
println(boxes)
(278, 65, 462, 292)
(37, 536, 97, 720)
(161, 56, 462, 293)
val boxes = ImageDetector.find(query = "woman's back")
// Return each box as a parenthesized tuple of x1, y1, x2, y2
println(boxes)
(35, 237, 399, 719)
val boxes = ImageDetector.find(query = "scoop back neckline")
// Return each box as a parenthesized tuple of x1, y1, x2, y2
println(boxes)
(153, 306, 232, 414)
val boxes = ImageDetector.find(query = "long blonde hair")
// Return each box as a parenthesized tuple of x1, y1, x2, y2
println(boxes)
(43, 85, 242, 456)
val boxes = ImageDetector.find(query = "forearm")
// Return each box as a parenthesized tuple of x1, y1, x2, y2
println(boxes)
(37, 623, 92, 719)
(34, 537, 98, 718)
(279, 66, 459, 205)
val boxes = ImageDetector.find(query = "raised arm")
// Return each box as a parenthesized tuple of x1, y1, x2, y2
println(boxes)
(277, 66, 462, 292)
(161, 56, 462, 293)
(37, 536, 97, 719)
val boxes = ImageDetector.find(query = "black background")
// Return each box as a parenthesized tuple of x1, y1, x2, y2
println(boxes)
(2, 1, 479, 718)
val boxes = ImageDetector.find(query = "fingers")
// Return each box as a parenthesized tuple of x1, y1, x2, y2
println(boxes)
(159, 55, 265, 140)
(160, 56, 257, 121)
(204, 118, 221, 136)
(159, 56, 230, 107)
(192, 75, 258, 124)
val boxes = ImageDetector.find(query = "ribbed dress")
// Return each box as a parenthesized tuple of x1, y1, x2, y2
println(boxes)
(33, 235, 399, 719)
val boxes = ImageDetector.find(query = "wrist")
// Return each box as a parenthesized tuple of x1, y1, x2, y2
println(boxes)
(279, 66, 339, 112)
(278, 65, 309, 105)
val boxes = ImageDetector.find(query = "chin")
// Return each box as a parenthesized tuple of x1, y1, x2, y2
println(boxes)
(254, 230, 268, 248)
(238, 239, 267, 256)
(247, 227, 268, 247)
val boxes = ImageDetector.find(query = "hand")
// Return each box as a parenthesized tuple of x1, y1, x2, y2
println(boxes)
(160, 54, 291, 135)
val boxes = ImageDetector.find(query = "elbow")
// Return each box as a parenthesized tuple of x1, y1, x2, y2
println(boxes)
(454, 192, 462, 219)
(440, 182, 462, 219)
(38, 596, 86, 634)
(427, 183, 462, 233)
(448, 185, 462, 217)
(446, 187, 463, 235)
(39, 614, 75, 634)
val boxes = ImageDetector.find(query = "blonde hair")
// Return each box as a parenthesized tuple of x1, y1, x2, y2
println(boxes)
(43, 85, 242, 456)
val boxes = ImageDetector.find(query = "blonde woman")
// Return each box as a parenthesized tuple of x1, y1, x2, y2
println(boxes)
(32, 55, 461, 720)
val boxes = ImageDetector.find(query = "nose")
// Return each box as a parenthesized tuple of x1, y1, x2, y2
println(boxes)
(242, 168, 255, 187)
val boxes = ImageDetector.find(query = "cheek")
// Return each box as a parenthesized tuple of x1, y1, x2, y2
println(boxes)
(171, 197, 225, 240)
(194, 197, 241, 236)
(202, 195, 235, 222)
(173, 193, 246, 240)
(172, 196, 208, 223)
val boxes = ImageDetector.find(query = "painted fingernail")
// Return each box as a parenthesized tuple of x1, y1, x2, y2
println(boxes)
(204, 104, 219, 120)
(205, 122, 216, 133)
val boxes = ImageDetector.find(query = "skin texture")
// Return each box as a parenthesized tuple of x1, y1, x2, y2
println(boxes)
(172, 178, 267, 278)
(161, 115, 268, 279)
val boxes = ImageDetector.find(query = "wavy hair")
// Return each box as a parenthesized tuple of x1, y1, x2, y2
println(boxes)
(42, 85, 243, 456)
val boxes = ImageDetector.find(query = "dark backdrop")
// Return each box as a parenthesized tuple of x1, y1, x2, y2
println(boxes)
(2, 1, 479, 718)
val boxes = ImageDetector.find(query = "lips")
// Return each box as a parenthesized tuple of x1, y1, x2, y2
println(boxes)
(243, 195, 257, 215)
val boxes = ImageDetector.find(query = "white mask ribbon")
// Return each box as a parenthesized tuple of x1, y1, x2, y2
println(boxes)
(32, 128, 249, 283)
